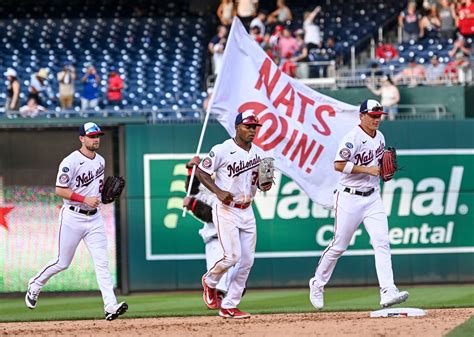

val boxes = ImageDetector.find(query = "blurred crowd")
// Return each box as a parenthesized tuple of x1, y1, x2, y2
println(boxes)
(210, 0, 341, 79)
(3, 64, 125, 118)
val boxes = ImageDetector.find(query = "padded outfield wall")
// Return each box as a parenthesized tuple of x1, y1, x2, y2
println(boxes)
(124, 120, 474, 292)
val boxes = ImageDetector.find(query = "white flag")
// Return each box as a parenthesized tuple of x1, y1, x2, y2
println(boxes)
(208, 18, 359, 208)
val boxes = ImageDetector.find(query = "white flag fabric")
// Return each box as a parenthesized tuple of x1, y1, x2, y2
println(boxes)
(207, 18, 360, 208)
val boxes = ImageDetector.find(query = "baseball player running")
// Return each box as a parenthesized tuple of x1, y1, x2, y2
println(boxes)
(183, 156, 236, 300)
(309, 100, 409, 309)
(25, 122, 128, 321)
(196, 111, 271, 319)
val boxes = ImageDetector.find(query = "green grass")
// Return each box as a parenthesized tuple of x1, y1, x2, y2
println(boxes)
(446, 316, 474, 337)
(0, 284, 472, 323)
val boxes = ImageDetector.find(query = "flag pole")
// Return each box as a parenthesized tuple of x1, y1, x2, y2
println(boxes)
(181, 104, 212, 217)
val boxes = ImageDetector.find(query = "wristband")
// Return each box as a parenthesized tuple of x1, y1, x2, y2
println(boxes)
(70, 192, 85, 203)
(342, 162, 354, 174)
(191, 198, 198, 212)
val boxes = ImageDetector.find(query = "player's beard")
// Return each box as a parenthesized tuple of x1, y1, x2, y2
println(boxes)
(85, 142, 100, 151)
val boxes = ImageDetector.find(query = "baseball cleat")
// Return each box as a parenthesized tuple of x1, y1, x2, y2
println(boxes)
(219, 308, 251, 319)
(202, 275, 219, 309)
(105, 302, 128, 321)
(25, 286, 40, 310)
(380, 288, 409, 308)
(309, 277, 324, 310)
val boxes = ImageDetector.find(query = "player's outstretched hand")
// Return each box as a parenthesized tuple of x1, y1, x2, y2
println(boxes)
(217, 190, 233, 203)
(366, 166, 380, 177)
(84, 196, 101, 208)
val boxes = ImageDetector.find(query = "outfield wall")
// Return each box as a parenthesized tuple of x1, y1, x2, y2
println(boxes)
(125, 120, 474, 291)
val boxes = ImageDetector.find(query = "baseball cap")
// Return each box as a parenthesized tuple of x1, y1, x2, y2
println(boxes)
(37, 68, 49, 79)
(359, 99, 387, 115)
(4, 68, 17, 77)
(235, 111, 262, 126)
(79, 122, 105, 136)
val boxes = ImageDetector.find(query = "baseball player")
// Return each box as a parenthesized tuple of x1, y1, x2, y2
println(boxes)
(309, 99, 409, 309)
(25, 122, 128, 321)
(182, 156, 236, 300)
(196, 111, 271, 319)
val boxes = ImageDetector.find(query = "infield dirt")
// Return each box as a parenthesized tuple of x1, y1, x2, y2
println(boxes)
(1, 308, 472, 337)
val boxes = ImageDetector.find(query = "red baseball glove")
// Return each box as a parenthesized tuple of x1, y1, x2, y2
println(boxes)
(380, 147, 398, 182)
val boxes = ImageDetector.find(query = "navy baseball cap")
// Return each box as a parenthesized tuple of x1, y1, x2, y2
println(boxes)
(79, 122, 105, 136)
(359, 99, 387, 115)
(235, 111, 262, 126)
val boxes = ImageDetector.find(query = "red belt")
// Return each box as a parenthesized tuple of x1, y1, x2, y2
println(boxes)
(222, 200, 251, 209)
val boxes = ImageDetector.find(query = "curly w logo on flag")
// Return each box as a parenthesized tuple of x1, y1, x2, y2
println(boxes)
(207, 18, 359, 208)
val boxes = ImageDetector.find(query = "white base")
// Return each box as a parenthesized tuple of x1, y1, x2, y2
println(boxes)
(370, 308, 427, 318)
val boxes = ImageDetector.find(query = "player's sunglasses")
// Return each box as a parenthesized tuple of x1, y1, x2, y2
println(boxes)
(85, 125, 101, 134)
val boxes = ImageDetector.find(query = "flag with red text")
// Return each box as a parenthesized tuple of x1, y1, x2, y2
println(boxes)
(207, 18, 359, 208)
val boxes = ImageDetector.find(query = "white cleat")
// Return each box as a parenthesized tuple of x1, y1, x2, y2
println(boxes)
(25, 286, 40, 309)
(380, 287, 409, 308)
(105, 302, 128, 321)
(309, 277, 324, 310)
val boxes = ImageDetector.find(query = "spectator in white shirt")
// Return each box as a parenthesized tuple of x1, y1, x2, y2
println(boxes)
(303, 6, 322, 50)
(250, 10, 266, 36)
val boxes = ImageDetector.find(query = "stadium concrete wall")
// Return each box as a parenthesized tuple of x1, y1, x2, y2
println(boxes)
(318, 85, 473, 119)
(124, 120, 474, 292)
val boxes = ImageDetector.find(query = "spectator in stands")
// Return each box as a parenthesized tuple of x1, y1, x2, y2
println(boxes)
(367, 75, 400, 121)
(235, 0, 259, 31)
(267, 0, 292, 26)
(457, 0, 474, 38)
(107, 66, 124, 107)
(80, 65, 100, 111)
(212, 37, 227, 76)
(292, 29, 309, 78)
(398, 1, 422, 42)
(375, 40, 399, 62)
(208, 26, 228, 76)
(394, 57, 427, 86)
(323, 36, 344, 66)
(278, 28, 298, 61)
(303, 6, 322, 50)
(448, 36, 471, 57)
(28, 68, 54, 107)
(444, 51, 471, 84)
(250, 10, 267, 36)
(426, 55, 445, 84)
(57, 63, 76, 110)
(19, 97, 47, 118)
(217, 0, 234, 27)
(437, 0, 457, 39)
(250, 26, 264, 44)
(4, 68, 20, 117)
(420, 7, 441, 39)
(267, 24, 283, 57)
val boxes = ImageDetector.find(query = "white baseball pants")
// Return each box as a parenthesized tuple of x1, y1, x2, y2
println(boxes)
(28, 206, 117, 309)
(314, 190, 395, 290)
(205, 203, 256, 309)
(205, 238, 236, 294)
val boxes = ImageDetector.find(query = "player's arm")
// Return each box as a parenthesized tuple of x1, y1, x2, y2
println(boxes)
(183, 196, 213, 223)
(195, 167, 233, 203)
(55, 187, 100, 208)
(334, 160, 379, 176)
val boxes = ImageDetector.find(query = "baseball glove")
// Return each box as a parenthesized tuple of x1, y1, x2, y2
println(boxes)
(101, 176, 126, 204)
(258, 157, 275, 191)
(380, 147, 398, 182)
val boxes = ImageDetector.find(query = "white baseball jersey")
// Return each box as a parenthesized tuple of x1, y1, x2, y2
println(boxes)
(56, 150, 105, 209)
(199, 139, 264, 204)
(335, 125, 385, 190)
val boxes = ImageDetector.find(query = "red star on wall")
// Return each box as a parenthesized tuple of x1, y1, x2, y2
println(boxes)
(0, 207, 14, 230)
